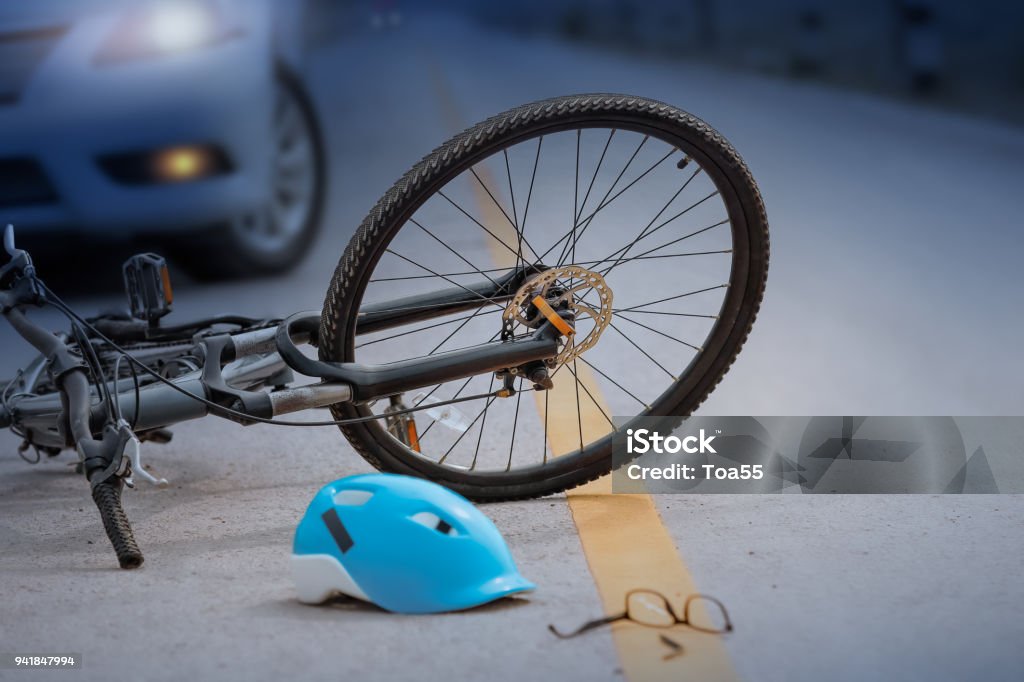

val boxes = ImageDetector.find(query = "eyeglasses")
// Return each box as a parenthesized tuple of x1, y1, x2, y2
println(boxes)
(549, 590, 733, 639)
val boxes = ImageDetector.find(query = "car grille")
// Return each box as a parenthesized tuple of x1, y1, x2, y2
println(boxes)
(0, 25, 66, 105)
(0, 158, 58, 208)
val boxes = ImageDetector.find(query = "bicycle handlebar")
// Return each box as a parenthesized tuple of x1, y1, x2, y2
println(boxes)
(1, 229, 145, 569)
(5, 305, 145, 568)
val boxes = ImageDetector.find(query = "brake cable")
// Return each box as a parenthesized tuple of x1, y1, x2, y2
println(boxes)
(110, 353, 141, 431)
(70, 321, 117, 423)
(37, 281, 512, 428)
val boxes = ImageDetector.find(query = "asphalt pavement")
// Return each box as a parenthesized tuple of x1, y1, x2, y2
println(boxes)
(1, 12, 1022, 682)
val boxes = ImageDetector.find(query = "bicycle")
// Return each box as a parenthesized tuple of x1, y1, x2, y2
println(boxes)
(0, 94, 769, 568)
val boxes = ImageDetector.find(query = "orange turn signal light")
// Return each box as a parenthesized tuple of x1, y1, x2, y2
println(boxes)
(152, 146, 214, 182)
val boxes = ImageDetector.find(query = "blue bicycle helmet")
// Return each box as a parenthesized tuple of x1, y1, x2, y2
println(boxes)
(291, 474, 535, 613)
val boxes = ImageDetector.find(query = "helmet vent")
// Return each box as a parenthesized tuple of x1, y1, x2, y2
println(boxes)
(334, 489, 374, 506)
(410, 511, 459, 536)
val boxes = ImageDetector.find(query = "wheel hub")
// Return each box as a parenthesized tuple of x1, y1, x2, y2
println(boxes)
(502, 265, 613, 367)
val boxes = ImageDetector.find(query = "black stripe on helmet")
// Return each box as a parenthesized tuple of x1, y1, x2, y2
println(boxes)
(321, 508, 354, 553)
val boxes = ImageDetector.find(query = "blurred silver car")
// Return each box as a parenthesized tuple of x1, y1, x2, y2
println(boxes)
(0, 0, 325, 277)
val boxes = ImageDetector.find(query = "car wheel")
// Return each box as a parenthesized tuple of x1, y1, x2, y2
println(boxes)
(176, 69, 326, 280)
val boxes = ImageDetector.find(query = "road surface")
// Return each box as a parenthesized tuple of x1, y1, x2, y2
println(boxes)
(1, 12, 1022, 682)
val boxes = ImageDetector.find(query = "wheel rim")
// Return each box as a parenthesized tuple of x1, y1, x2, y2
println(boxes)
(334, 119, 757, 480)
(232, 81, 317, 254)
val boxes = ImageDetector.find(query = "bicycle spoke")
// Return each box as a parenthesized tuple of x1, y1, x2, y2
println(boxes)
(608, 321, 676, 379)
(575, 129, 615, 224)
(579, 356, 648, 409)
(438, 394, 497, 465)
(415, 329, 503, 441)
(598, 190, 721, 276)
(567, 130, 581, 278)
(574, 138, 663, 230)
(502, 149, 521, 270)
(385, 249, 507, 313)
(548, 132, 643, 266)
(429, 311, 497, 356)
(370, 264, 520, 283)
(518, 249, 733, 275)
(556, 144, 677, 267)
(573, 129, 581, 228)
(357, 308, 501, 349)
(570, 337, 583, 452)
(603, 214, 728, 276)
(611, 309, 716, 319)
(616, 312, 702, 352)
(565, 362, 616, 430)
(600, 166, 702, 275)
(615, 284, 729, 314)
(438, 190, 535, 263)
(418, 375, 474, 441)
(574, 360, 583, 452)
(520, 136, 543, 249)
(543, 389, 550, 464)
(358, 298, 496, 318)
(469, 167, 518, 236)
(595, 249, 732, 267)
(410, 218, 500, 287)
(553, 134, 650, 266)
(470, 374, 497, 470)
(506, 377, 524, 472)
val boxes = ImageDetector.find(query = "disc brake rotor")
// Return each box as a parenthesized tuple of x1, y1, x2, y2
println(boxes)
(502, 266, 613, 366)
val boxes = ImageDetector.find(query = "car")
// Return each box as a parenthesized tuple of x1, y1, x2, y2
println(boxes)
(0, 0, 326, 278)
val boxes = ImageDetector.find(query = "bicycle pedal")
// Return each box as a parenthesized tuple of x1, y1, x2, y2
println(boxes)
(122, 252, 173, 328)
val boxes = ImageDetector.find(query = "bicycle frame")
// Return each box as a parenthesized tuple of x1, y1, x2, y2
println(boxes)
(2, 267, 562, 450)
(0, 224, 571, 570)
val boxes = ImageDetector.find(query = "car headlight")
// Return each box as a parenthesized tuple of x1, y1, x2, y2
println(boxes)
(95, 0, 242, 64)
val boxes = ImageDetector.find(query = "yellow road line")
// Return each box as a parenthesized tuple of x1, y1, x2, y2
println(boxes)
(428, 60, 736, 681)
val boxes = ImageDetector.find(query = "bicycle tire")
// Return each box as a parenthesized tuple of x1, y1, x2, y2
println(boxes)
(320, 93, 769, 500)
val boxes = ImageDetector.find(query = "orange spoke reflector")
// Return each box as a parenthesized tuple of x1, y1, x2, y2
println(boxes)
(406, 420, 421, 453)
(531, 295, 575, 337)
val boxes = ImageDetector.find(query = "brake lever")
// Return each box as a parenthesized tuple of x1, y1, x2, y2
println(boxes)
(1, 225, 42, 305)
(117, 420, 169, 489)
(4, 223, 16, 257)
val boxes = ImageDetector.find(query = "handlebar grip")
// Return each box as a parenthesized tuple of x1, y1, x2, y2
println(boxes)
(91, 480, 144, 569)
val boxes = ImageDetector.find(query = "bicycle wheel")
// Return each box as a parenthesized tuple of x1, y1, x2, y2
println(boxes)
(320, 94, 769, 500)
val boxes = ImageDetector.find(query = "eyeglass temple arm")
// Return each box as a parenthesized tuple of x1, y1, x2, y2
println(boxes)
(548, 612, 627, 639)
